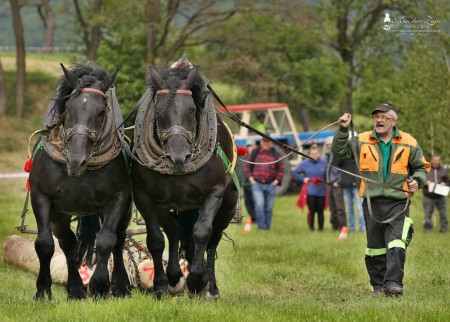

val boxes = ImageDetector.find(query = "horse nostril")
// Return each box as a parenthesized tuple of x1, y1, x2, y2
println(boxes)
(185, 154, 192, 164)
(80, 159, 87, 169)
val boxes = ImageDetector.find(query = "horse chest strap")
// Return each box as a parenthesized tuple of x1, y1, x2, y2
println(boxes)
(215, 145, 239, 190)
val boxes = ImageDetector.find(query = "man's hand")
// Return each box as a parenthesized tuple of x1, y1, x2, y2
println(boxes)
(338, 113, 352, 129)
(408, 179, 419, 193)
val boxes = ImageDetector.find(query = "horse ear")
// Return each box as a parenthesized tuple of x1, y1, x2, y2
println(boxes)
(149, 66, 164, 89)
(99, 67, 119, 92)
(61, 63, 79, 89)
(184, 66, 199, 90)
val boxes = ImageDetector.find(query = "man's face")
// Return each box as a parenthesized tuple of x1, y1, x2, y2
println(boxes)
(372, 112, 397, 136)
(310, 149, 320, 160)
(260, 138, 272, 150)
(431, 156, 441, 168)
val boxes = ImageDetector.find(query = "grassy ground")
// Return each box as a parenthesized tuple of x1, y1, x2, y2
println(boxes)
(0, 183, 449, 321)
(1, 53, 449, 321)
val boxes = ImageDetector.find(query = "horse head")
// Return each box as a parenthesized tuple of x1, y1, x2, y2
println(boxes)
(149, 65, 199, 171)
(60, 63, 119, 177)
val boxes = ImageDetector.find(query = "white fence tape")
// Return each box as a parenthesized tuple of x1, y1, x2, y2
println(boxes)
(0, 173, 28, 179)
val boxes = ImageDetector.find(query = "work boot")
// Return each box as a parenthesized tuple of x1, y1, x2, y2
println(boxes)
(384, 283, 403, 297)
(372, 287, 383, 297)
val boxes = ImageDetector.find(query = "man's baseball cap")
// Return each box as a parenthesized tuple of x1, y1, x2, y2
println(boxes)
(371, 102, 398, 115)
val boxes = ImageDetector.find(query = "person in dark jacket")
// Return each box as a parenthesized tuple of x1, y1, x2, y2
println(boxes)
(324, 137, 348, 240)
(332, 102, 430, 297)
(423, 154, 448, 233)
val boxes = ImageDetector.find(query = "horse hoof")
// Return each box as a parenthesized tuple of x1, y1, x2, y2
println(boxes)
(154, 288, 170, 300)
(111, 287, 131, 298)
(67, 290, 87, 300)
(187, 282, 209, 299)
(168, 276, 186, 295)
(34, 290, 52, 301)
(206, 291, 220, 301)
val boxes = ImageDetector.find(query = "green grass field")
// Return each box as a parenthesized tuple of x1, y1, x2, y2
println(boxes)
(0, 176, 449, 321)
(1, 54, 449, 321)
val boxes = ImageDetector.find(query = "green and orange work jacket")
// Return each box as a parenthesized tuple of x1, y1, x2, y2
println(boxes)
(332, 128, 430, 200)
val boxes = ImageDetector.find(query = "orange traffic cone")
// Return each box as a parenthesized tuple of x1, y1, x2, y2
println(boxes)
(243, 219, 252, 233)
(338, 226, 349, 240)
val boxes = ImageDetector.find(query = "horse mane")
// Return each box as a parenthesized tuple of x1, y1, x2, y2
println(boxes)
(52, 63, 109, 115)
(147, 66, 206, 109)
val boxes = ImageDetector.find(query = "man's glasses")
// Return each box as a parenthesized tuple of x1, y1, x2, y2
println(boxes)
(372, 115, 392, 122)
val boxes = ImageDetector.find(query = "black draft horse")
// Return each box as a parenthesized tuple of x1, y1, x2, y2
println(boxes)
(29, 63, 132, 300)
(131, 61, 239, 299)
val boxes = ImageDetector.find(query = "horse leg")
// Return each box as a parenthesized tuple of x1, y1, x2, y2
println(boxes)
(135, 197, 168, 299)
(206, 241, 219, 300)
(52, 214, 86, 300)
(111, 207, 132, 298)
(88, 214, 118, 299)
(158, 213, 185, 295)
(167, 229, 186, 295)
(186, 195, 222, 296)
(206, 187, 239, 300)
(31, 194, 54, 300)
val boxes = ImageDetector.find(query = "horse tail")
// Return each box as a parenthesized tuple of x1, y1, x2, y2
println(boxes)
(74, 215, 101, 267)
(173, 210, 199, 264)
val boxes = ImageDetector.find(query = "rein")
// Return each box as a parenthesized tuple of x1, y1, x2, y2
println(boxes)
(207, 84, 412, 224)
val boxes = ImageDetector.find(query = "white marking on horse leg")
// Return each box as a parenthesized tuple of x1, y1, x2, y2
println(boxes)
(168, 276, 186, 295)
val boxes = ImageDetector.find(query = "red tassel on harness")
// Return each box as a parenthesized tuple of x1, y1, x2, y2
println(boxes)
(236, 146, 248, 157)
(26, 179, 31, 191)
(24, 158, 33, 173)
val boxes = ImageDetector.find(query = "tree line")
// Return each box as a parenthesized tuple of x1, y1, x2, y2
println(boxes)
(1, 0, 448, 159)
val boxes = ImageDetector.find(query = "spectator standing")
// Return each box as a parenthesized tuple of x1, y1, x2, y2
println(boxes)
(340, 158, 365, 233)
(244, 135, 284, 230)
(339, 131, 365, 233)
(241, 140, 257, 223)
(423, 154, 448, 233)
(293, 148, 327, 231)
(332, 103, 430, 297)
(324, 137, 348, 240)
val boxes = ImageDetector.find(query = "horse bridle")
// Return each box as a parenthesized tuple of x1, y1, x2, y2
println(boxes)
(154, 89, 196, 145)
(62, 88, 107, 148)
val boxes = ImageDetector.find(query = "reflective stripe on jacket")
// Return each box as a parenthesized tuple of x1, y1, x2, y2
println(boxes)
(331, 128, 430, 200)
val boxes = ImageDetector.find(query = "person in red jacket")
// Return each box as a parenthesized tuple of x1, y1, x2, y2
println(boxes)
(244, 136, 284, 230)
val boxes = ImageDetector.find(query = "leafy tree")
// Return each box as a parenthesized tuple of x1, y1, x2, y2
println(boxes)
(193, 1, 348, 128)
(394, 39, 450, 161)
(95, 0, 237, 114)
(0, 57, 7, 115)
(73, 0, 103, 61)
(317, 0, 417, 114)
(9, 0, 26, 117)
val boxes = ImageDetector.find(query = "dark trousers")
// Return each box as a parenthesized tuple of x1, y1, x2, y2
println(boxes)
(243, 185, 255, 221)
(307, 195, 325, 230)
(362, 198, 413, 289)
(423, 195, 448, 232)
(328, 184, 347, 230)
